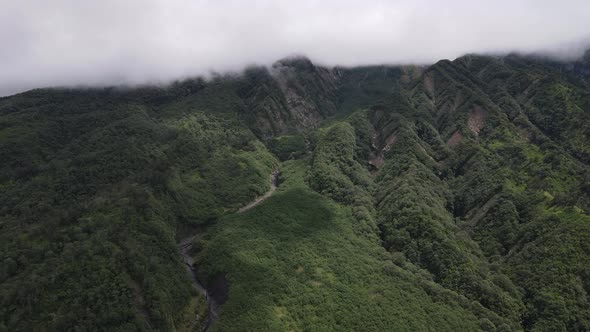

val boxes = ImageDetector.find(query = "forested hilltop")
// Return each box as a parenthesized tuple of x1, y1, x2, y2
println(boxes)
(1, 50, 590, 331)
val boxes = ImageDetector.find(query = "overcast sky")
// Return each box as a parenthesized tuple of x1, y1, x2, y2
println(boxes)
(1, 0, 590, 96)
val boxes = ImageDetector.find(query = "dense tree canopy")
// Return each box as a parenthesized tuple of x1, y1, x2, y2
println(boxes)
(2, 52, 590, 331)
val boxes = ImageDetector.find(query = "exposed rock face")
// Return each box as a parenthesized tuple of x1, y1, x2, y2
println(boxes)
(468, 106, 486, 136)
(240, 56, 418, 140)
(447, 131, 462, 146)
(271, 56, 338, 129)
(240, 56, 339, 138)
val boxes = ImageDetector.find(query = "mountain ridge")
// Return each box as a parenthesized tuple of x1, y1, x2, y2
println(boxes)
(1, 50, 590, 331)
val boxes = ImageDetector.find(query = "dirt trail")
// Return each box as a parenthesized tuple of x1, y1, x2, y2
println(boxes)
(177, 170, 279, 331)
(238, 170, 279, 213)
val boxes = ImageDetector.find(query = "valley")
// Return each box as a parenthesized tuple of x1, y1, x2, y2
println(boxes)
(178, 169, 280, 331)
(1, 50, 590, 331)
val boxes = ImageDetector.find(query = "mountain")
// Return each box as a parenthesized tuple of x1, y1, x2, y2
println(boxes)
(1, 51, 589, 331)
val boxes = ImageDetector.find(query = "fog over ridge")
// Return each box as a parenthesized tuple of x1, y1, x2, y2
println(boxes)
(1, 0, 590, 96)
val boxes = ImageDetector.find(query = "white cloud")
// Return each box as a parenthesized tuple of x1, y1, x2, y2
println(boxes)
(1, 0, 589, 96)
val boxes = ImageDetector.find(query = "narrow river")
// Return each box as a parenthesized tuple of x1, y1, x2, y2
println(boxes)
(177, 170, 279, 331)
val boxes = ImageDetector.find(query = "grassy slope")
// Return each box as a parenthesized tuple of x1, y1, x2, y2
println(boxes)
(194, 160, 483, 331)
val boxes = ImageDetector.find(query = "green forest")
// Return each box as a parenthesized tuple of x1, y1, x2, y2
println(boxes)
(1, 52, 590, 331)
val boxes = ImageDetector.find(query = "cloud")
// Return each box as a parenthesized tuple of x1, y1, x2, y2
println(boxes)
(1, 0, 589, 96)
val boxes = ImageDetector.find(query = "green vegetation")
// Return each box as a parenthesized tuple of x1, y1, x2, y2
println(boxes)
(193, 160, 487, 331)
(371, 99, 524, 327)
(308, 122, 375, 237)
(2, 52, 590, 331)
(267, 134, 308, 161)
(0, 91, 276, 330)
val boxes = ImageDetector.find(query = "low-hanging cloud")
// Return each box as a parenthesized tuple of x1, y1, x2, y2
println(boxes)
(1, 0, 590, 96)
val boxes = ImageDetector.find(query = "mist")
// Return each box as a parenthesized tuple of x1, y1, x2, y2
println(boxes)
(1, 0, 590, 96)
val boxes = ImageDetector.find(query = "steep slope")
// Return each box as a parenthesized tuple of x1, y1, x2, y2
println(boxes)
(366, 53, 590, 331)
(1, 51, 590, 331)
(192, 160, 501, 331)
(0, 89, 278, 330)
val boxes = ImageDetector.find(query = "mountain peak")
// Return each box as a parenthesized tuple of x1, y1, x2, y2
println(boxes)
(272, 55, 315, 71)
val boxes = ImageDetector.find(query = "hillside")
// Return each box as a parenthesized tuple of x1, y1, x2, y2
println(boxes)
(1, 51, 590, 331)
